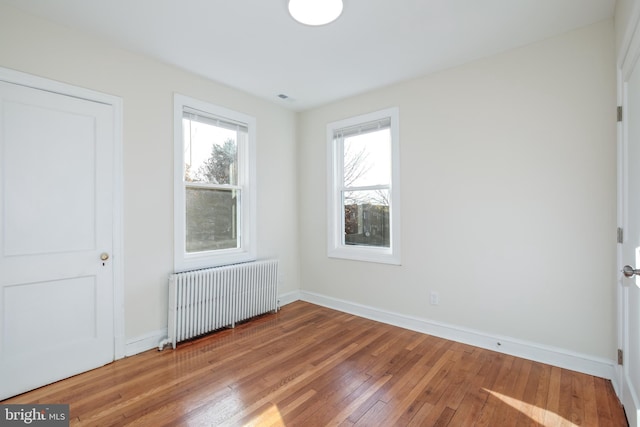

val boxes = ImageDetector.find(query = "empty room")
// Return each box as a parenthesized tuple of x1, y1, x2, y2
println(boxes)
(0, 0, 639, 425)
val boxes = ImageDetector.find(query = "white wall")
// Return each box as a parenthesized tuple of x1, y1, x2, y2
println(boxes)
(0, 4, 300, 343)
(298, 20, 617, 360)
(0, 3, 618, 366)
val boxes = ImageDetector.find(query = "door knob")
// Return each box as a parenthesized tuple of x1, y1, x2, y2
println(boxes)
(100, 253, 110, 261)
(623, 265, 640, 278)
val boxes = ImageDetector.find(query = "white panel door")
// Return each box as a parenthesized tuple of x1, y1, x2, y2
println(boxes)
(0, 80, 115, 400)
(621, 43, 640, 427)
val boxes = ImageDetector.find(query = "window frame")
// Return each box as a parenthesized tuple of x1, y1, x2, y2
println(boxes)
(174, 94, 256, 272)
(327, 107, 401, 265)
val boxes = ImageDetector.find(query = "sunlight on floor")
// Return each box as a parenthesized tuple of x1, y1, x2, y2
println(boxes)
(484, 389, 577, 426)
(244, 404, 285, 427)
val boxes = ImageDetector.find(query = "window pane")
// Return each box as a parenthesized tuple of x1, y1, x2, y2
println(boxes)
(186, 187, 238, 252)
(343, 128, 391, 188)
(183, 116, 238, 185)
(344, 189, 390, 247)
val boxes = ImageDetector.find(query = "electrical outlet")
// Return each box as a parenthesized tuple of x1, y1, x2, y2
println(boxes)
(429, 291, 439, 306)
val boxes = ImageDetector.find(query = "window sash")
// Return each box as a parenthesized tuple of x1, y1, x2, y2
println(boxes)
(183, 107, 248, 133)
(335, 124, 392, 189)
(335, 122, 393, 248)
(185, 182, 242, 191)
(341, 188, 391, 248)
(174, 93, 256, 272)
(327, 107, 400, 265)
(185, 187, 240, 253)
(334, 117, 391, 139)
(182, 113, 245, 186)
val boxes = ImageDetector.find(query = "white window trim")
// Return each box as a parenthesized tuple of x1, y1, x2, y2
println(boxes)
(327, 107, 401, 265)
(174, 94, 256, 272)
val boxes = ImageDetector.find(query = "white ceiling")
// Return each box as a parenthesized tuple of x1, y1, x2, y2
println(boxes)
(1, 0, 616, 111)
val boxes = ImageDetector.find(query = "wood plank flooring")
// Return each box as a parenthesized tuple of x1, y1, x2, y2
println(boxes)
(2, 301, 627, 426)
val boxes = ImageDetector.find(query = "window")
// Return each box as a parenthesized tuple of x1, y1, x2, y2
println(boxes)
(174, 94, 256, 271)
(327, 107, 401, 264)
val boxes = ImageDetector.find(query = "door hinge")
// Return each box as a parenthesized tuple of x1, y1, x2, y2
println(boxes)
(618, 348, 624, 365)
(618, 106, 623, 122)
(618, 227, 624, 244)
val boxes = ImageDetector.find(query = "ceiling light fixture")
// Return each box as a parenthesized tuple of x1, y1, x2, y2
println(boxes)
(288, 0, 344, 26)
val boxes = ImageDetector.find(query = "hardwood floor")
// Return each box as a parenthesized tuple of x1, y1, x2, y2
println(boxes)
(3, 301, 627, 426)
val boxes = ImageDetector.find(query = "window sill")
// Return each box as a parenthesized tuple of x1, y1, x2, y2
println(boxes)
(328, 246, 401, 265)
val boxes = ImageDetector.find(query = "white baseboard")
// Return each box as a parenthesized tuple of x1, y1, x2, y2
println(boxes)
(278, 290, 302, 308)
(125, 328, 167, 357)
(299, 290, 618, 388)
(623, 372, 640, 427)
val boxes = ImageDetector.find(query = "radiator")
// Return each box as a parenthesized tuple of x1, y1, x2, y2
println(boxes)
(163, 259, 278, 349)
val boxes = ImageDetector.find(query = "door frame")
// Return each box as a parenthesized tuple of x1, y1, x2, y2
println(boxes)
(0, 66, 126, 360)
(618, 1, 640, 423)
